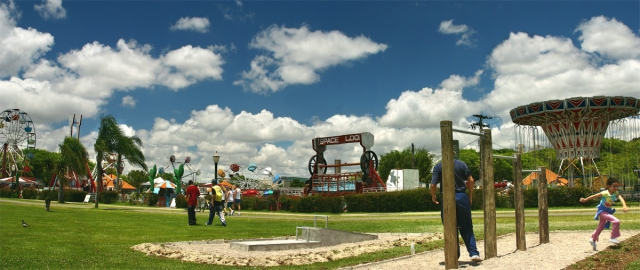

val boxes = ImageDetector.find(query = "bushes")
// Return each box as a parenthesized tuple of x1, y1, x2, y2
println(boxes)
(66, 190, 88, 202)
(345, 188, 436, 213)
(288, 195, 342, 213)
(0, 188, 13, 198)
(99, 191, 118, 204)
(174, 194, 188, 208)
(279, 196, 299, 211)
(21, 188, 39, 199)
(147, 193, 159, 206)
(38, 189, 87, 202)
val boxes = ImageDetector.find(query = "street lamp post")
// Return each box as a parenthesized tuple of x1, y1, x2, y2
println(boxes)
(213, 152, 220, 184)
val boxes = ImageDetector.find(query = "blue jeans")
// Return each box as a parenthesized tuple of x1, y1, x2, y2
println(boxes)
(207, 201, 226, 224)
(187, 205, 196, 225)
(440, 192, 479, 257)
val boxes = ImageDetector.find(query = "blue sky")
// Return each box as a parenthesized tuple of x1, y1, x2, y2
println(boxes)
(1, 0, 639, 182)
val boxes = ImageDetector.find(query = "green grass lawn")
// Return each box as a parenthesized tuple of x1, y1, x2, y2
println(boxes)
(2, 199, 639, 269)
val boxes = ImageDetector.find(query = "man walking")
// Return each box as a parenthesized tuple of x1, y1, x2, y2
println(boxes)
(185, 180, 200, 226)
(430, 156, 483, 262)
(206, 180, 226, 226)
(234, 185, 242, 216)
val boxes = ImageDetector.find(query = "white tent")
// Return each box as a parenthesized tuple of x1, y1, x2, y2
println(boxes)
(153, 177, 165, 184)
(0, 176, 37, 185)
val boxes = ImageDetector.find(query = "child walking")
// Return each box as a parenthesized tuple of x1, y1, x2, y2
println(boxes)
(579, 177, 629, 251)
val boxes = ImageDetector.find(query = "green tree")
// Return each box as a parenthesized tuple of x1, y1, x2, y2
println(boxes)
(27, 148, 59, 185)
(55, 137, 89, 203)
(114, 134, 146, 192)
(493, 148, 516, 182)
(378, 146, 435, 184)
(290, 178, 305, 187)
(127, 170, 148, 188)
(94, 115, 148, 208)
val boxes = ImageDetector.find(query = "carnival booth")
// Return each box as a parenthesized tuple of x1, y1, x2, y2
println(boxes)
(154, 180, 176, 207)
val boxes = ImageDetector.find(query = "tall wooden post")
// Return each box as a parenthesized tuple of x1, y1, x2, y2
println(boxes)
(481, 129, 497, 259)
(538, 166, 549, 244)
(440, 121, 458, 269)
(513, 154, 526, 250)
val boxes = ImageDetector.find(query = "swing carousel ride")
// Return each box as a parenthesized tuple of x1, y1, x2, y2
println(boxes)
(0, 109, 36, 179)
(510, 96, 640, 189)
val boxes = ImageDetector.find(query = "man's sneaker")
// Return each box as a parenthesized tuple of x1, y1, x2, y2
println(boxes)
(231, 210, 235, 216)
(222, 222, 227, 227)
(470, 255, 483, 262)
(589, 238, 597, 251)
(610, 238, 620, 244)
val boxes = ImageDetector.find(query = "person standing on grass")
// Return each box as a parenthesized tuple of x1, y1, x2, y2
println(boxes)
(225, 186, 234, 215)
(185, 180, 200, 226)
(580, 177, 629, 251)
(234, 185, 242, 216)
(206, 180, 226, 226)
(430, 155, 483, 263)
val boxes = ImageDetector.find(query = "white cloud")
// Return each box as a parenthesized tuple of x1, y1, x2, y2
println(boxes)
(234, 25, 387, 93)
(0, 76, 104, 124)
(34, 0, 66, 20)
(576, 16, 640, 60)
(487, 32, 589, 79)
(438, 20, 475, 46)
(378, 70, 483, 128)
(1, 1, 226, 126)
(0, 2, 53, 78)
(37, 39, 222, 95)
(160, 45, 225, 88)
(480, 16, 640, 118)
(122, 95, 136, 108)
(170, 17, 210, 33)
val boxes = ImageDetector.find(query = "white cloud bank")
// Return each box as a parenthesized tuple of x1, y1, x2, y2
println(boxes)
(438, 19, 475, 46)
(34, 0, 66, 20)
(170, 17, 210, 33)
(234, 25, 388, 94)
(122, 95, 136, 108)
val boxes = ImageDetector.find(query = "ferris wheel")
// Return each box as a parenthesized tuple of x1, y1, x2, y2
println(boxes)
(0, 109, 36, 178)
(226, 163, 265, 189)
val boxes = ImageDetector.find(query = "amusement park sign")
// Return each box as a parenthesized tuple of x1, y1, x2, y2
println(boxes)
(317, 133, 363, 146)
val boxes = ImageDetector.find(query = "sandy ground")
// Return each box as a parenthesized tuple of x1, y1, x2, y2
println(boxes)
(132, 230, 640, 269)
(346, 230, 640, 270)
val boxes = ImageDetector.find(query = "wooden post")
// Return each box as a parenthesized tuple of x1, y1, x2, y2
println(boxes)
(481, 129, 497, 259)
(513, 153, 526, 251)
(335, 160, 341, 193)
(440, 121, 458, 269)
(538, 166, 549, 244)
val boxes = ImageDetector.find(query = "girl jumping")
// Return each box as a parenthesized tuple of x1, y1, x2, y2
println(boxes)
(579, 177, 629, 251)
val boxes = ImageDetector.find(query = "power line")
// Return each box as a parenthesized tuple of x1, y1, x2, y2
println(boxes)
(470, 114, 493, 130)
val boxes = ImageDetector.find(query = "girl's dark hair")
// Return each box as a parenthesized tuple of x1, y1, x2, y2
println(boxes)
(606, 177, 619, 186)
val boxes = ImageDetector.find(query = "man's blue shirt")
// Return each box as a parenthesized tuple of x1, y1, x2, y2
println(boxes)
(431, 160, 472, 193)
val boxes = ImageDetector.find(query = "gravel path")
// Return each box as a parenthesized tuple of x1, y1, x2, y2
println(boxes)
(344, 230, 640, 270)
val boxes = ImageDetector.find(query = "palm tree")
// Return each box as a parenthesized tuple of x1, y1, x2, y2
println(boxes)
(114, 135, 146, 192)
(56, 137, 89, 203)
(94, 115, 148, 208)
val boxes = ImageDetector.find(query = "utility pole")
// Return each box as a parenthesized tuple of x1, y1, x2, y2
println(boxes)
(470, 114, 493, 131)
(470, 114, 493, 186)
